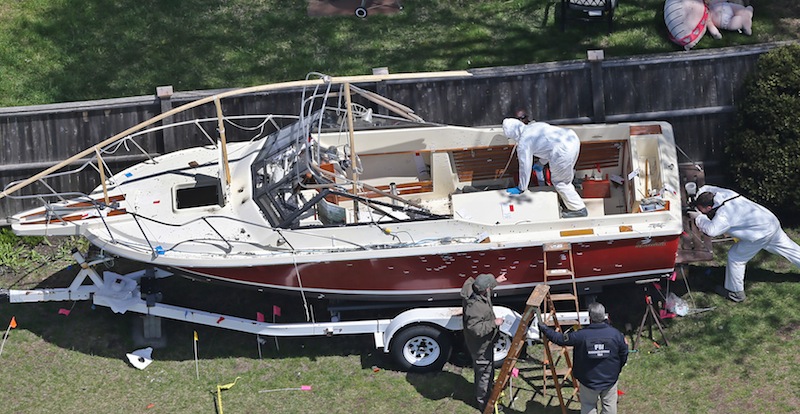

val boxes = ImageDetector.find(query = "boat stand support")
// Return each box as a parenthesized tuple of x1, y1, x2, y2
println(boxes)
(633, 284, 670, 350)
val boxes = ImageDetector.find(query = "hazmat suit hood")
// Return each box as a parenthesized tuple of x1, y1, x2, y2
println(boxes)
(503, 118, 525, 142)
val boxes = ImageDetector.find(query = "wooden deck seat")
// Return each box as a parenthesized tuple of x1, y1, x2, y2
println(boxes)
(450, 145, 518, 184)
(357, 181, 434, 198)
(575, 140, 625, 171)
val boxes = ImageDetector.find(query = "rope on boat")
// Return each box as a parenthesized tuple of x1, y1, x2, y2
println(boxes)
(292, 254, 313, 323)
(675, 143, 703, 171)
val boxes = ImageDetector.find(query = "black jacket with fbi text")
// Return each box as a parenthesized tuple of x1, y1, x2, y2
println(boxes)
(538, 322, 628, 391)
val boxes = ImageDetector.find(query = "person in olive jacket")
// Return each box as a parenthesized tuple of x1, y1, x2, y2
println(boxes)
(461, 273, 506, 411)
(538, 301, 628, 414)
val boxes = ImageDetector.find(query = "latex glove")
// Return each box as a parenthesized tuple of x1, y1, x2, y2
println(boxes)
(506, 187, 523, 195)
(687, 210, 701, 220)
(532, 162, 544, 172)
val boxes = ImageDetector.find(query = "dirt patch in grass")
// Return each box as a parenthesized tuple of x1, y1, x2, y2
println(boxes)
(777, 321, 800, 340)
(0, 238, 80, 289)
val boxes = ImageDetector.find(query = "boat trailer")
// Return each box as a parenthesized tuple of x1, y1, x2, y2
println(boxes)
(5, 251, 588, 372)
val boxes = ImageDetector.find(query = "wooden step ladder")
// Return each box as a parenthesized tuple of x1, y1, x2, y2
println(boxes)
(540, 290, 580, 414)
(483, 242, 582, 414)
(541, 241, 580, 414)
(483, 284, 551, 414)
(542, 242, 580, 324)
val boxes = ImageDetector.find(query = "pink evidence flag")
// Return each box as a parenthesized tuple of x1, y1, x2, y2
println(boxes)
(273, 305, 281, 317)
(58, 308, 71, 316)
(256, 312, 265, 322)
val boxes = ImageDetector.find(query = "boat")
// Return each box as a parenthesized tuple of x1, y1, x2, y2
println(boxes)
(1, 72, 690, 302)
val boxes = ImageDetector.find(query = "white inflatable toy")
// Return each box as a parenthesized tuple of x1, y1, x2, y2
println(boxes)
(664, 0, 710, 50)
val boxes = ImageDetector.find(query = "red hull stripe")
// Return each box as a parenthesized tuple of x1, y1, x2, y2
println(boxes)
(180, 236, 679, 295)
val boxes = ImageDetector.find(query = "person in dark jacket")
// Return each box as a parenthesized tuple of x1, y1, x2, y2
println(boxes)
(461, 273, 506, 411)
(538, 302, 628, 414)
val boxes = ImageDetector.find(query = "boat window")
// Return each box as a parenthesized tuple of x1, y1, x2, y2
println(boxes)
(175, 183, 221, 209)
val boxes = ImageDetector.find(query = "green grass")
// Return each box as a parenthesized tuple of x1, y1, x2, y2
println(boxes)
(1, 0, 798, 107)
(3, 1, 800, 412)
(2, 233, 800, 413)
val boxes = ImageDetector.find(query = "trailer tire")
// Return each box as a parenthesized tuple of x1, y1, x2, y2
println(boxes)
(391, 325, 452, 372)
(493, 332, 512, 368)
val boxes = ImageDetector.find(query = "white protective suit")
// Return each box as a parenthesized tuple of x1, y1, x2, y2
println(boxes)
(693, 185, 800, 293)
(502, 119, 586, 211)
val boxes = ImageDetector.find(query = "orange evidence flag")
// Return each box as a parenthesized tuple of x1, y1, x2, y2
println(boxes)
(9, 317, 17, 329)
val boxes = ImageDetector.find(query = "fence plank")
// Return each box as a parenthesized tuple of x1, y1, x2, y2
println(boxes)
(1, 42, 795, 222)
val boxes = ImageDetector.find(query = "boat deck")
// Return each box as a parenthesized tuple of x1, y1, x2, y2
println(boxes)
(311, 122, 674, 227)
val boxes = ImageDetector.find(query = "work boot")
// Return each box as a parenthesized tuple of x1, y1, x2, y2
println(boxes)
(561, 207, 588, 218)
(715, 285, 746, 303)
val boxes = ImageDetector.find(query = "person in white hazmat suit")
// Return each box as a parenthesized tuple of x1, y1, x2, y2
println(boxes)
(689, 185, 800, 302)
(502, 118, 587, 218)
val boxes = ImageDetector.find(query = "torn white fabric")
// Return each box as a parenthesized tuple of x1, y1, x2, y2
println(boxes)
(126, 347, 153, 370)
(97, 272, 139, 313)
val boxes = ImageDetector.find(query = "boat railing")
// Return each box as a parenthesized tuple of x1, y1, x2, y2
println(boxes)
(3, 114, 298, 207)
(3, 71, 470, 203)
(103, 209, 378, 258)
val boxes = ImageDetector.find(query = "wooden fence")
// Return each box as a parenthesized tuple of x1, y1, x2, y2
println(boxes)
(0, 42, 792, 223)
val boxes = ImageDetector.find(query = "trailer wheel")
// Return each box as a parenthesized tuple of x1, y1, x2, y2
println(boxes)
(493, 332, 512, 368)
(391, 325, 452, 372)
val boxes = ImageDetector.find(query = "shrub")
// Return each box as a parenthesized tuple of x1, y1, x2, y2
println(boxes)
(725, 44, 800, 221)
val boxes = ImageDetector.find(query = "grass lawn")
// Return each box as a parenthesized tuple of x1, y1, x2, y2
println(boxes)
(0, 1, 799, 107)
(2, 232, 800, 413)
(2, 1, 800, 413)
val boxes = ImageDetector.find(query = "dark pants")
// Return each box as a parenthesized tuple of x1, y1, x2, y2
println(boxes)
(471, 342, 494, 410)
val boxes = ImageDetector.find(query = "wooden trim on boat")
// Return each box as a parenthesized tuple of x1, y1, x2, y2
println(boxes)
(575, 140, 625, 171)
(363, 181, 434, 197)
(21, 208, 128, 225)
(451, 145, 518, 182)
(329, 181, 435, 204)
(630, 124, 662, 135)
(20, 194, 127, 219)
(560, 228, 595, 237)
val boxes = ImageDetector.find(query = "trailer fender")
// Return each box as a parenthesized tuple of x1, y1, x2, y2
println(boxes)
(379, 305, 520, 352)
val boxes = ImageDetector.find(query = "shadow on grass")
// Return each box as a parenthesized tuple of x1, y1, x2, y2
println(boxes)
(4, 254, 798, 380)
(523, 398, 581, 414)
(1, 260, 385, 365)
(15, 0, 779, 107)
(504, 362, 580, 413)
(405, 369, 474, 410)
